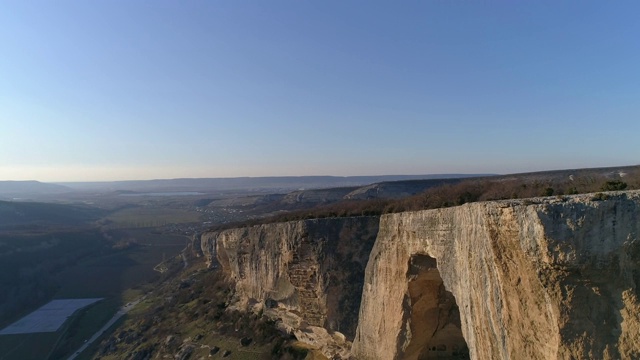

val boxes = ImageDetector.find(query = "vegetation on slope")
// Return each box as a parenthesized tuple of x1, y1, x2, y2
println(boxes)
(0, 230, 107, 328)
(209, 166, 640, 231)
(0, 227, 187, 360)
(91, 266, 324, 360)
(0, 200, 105, 230)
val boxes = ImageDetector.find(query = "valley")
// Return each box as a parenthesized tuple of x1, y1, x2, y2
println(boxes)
(5, 3, 638, 359)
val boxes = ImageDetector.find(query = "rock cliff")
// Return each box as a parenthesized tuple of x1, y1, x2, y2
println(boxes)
(198, 191, 640, 359)
(198, 217, 380, 357)
(353, 191, 640, 360)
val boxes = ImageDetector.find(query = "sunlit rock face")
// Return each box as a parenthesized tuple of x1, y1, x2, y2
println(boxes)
(352, 192, 640, 360)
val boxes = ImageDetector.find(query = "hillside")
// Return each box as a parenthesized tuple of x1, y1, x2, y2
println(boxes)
(56, 174, 487, 193)
(207, 165, 640, 231)
(0, 181, 71, 199)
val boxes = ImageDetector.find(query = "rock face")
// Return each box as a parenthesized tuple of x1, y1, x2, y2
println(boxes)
(353, 192, 640, 360)
(197, 191, 640, 359)
(199, 217, 380, 341)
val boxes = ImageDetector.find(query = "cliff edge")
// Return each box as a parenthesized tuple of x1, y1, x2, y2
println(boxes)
(197, 191, 640, 359)
(353, 191, 640, 360)
(199, 217, 380, 358)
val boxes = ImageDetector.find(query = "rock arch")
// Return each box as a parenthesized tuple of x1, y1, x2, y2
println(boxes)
(352, 196, 640, 359)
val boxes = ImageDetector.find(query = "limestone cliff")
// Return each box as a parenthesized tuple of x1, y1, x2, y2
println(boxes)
(353, 191, 640, 360)
(197, 191, 640, 359)
(199, 216, 380, 355)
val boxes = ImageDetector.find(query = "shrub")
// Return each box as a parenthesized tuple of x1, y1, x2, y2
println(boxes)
(601, 180, 627, 191)
(591, 193, 610, 201)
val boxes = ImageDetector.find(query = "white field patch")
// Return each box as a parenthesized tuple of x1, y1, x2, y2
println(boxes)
(0, 298, 102, 335)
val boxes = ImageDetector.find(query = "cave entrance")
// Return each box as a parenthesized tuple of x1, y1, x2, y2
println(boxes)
(402, 255, 469, 360)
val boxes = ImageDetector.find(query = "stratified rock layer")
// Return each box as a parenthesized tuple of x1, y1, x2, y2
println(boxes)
(353, 192, 640, 360)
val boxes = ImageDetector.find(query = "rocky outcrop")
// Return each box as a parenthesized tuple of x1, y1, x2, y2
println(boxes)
(197, 191, 640, 359)
(199, 217, 380, 346)
(353, 192, 640, 360)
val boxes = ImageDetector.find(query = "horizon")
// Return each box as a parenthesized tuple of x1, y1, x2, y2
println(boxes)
(2, 1, 639, 182)
(5, 172, 489, 184)
(3, 163, 638, 184)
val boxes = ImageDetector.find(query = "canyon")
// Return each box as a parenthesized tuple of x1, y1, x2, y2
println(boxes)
(196, 191, 640, 359)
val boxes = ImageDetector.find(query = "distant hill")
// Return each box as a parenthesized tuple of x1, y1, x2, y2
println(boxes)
(344, 178, 466, 200)
(56, 174, 490, 193)
(343, 165, 640, 201)
(234, 165, 640, 205)
(0, 181, 71, 199)
(206, 164, 640, 230)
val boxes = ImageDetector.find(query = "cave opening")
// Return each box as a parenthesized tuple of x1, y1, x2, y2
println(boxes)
(402, 254, 469, 360)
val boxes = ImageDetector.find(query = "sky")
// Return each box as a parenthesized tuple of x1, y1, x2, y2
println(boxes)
(1, 1, 639, 182)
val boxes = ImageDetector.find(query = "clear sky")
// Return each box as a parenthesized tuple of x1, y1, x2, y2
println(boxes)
(1, 1, 639, 181)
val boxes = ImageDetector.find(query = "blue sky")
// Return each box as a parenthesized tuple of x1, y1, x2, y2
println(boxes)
(1, 1, 639, 181)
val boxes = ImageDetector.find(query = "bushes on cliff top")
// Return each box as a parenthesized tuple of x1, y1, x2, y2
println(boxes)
(601, 180, 627, 191)
(208, 168, 640, 232)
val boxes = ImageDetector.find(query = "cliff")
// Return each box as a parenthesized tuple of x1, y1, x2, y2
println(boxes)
(199, 217, 380, 357)
(353, 191, 640, 360)
(198, 191, 640, 359)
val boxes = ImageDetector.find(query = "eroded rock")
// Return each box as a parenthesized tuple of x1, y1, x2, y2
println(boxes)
(200, 217, 379, 340)
(353, 192, 640, 360)
(198, 191, 640, 360)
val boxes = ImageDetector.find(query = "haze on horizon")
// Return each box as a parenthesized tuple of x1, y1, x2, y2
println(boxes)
(2, 1, 639, 182)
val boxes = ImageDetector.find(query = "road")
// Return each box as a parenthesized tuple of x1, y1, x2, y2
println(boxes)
(66, 298, 143, 360)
